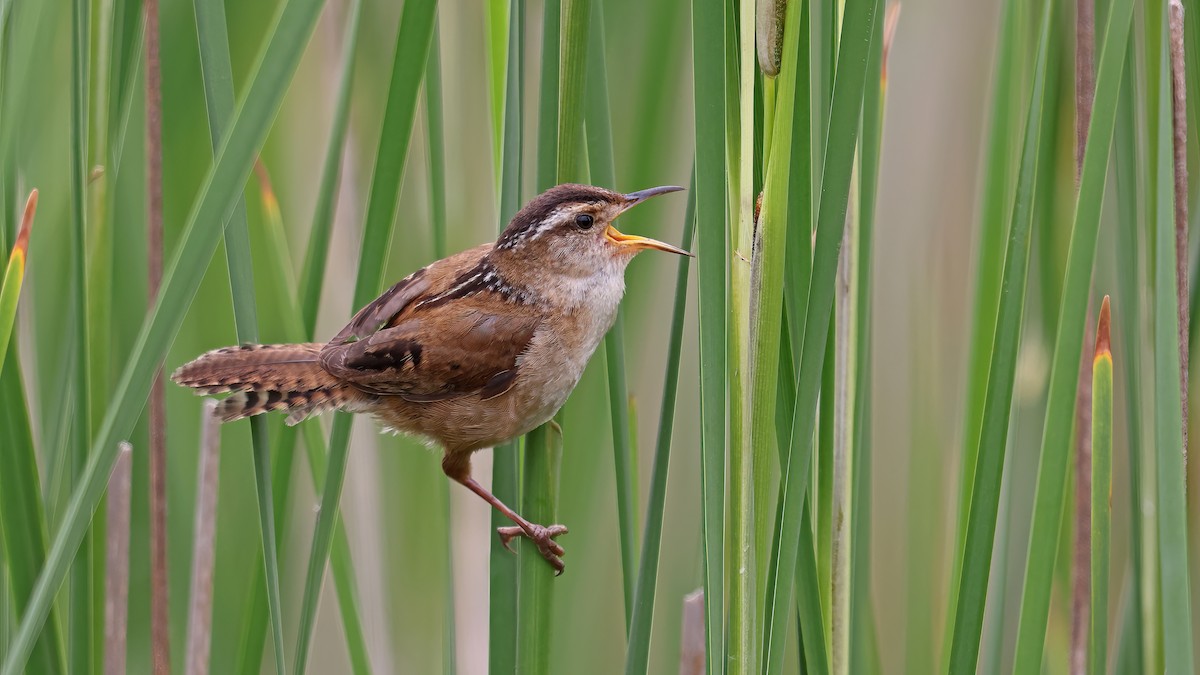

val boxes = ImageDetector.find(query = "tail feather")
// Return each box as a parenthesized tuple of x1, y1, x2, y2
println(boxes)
(172, 343, 356, 423)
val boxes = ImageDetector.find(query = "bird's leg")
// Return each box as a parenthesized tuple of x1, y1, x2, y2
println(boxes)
(442, 452, 569, 575)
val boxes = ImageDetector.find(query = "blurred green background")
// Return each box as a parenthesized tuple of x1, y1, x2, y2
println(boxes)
(3, 0, 1198, 673)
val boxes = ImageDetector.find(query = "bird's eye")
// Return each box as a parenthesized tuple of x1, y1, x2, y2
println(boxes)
(575, 213, 594, 230)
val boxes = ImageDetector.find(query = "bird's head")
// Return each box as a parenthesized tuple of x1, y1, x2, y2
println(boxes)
(492, 183, 689, 279)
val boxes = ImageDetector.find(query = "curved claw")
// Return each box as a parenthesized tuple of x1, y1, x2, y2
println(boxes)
(496, 523, 569, 575)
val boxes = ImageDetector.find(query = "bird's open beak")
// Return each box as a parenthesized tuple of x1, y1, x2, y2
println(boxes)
(606, 185, 692, 256)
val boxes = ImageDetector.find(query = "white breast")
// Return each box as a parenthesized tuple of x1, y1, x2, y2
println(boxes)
(514, 268, 626, 425)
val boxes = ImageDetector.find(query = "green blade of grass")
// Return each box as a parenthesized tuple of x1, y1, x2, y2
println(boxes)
(534, 0, 558, 193)
(488, 1, 524, 672)
(1150, 10, 1194, 668)
(1091, 298, 1113, 675)
(555, 0, 588, 184)
(624, 170, 696, 675)
(515, 423, 562, 674)
(581, 0, 637, 629)
(484, 0, 508, 185)
(848, 9, 895, 673)
(770, 314, 829, 675)
(191, 3, 286, 671)
(0, 0, 329, 669)
(690, 0, 727, 670)
(68, 0, 94, 670)
(298, 0, 363, 338)
(762, 0, 880, 670)
(1111, 35, 1147, 674)
(1008, 0, 1134, 668)
(291, 1, 437, 672)
(727, 0, 754, 660)
(946, 2, 1052, 670)
(0, 190, 63, 675)
(944, 0, 1023, 657)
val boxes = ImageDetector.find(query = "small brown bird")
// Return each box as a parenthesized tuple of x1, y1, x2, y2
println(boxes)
(173, 183, 688, 573)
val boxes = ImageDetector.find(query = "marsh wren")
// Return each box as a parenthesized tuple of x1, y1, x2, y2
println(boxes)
(173, 183, 688, 574)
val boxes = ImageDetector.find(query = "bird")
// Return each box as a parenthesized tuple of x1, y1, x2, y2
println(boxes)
(172, 183, 689, 574)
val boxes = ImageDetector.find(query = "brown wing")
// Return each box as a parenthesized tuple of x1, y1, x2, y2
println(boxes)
(320, 298, 541, 401)
(326, 269, 432, 347)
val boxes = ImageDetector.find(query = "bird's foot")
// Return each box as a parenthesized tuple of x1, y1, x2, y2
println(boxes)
(497, 523, 569, 575)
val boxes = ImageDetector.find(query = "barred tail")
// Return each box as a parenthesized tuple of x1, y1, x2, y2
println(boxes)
(171, 343, 359, 424)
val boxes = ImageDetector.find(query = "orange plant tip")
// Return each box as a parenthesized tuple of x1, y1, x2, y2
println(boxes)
(14, 189, 38, 257)
(252, 159, 281, 215)
(1095, 295, 1111, 358)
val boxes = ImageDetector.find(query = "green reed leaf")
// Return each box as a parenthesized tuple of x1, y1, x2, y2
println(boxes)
(690, 0, 727, 671)
(947, 1, 1052, 670)
(624, 170, 696, 675)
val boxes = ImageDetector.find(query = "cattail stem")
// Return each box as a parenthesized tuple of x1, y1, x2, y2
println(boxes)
(1168, 0, 1188, 454)
(185, 403, 221, 675)
(144, 0, 170, 671)
(1069, 1, 1097, 670)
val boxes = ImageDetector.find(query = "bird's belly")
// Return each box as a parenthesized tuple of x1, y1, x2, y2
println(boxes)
(370, 310, 612, 452)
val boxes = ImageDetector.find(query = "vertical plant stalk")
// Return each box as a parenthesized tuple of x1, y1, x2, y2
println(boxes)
(1077, 0, 1096, 173)
(849, 8, 897, 673)
(690, 0, 727, 670)
(555, 0, 589, 181)
(192, 1, 284, 669)
(1153, 8, 1195, 670)
(1168, 0, 1188, 453)
(624, 171, 697, 675)
(143, 0, 170, 671)
(1111, 37, 1146, 673)
(515, 423, 562, 675)
(1069, 1, 1097, 671)
(489, 1, 524, 671)
(0, 189, 35, 379)
(1090, 297, 1112, 675)
(103, 443, 132, 675)
(185, 403, 221, 675)
(948, 2, 1052, 670)
(580, 0, 638, 624)
(69, 0, 95, 670)
(1070, 305, 1095, 675)
(944, 0, 1021, 658)
(729, 0, 756, 662)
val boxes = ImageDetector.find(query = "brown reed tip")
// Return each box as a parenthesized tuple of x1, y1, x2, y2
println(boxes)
(14, 189, 38, 258)
(1095, 295, 1111, 358)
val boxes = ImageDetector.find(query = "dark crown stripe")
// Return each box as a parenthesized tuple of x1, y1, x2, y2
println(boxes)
(495, 183, 616, 250)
